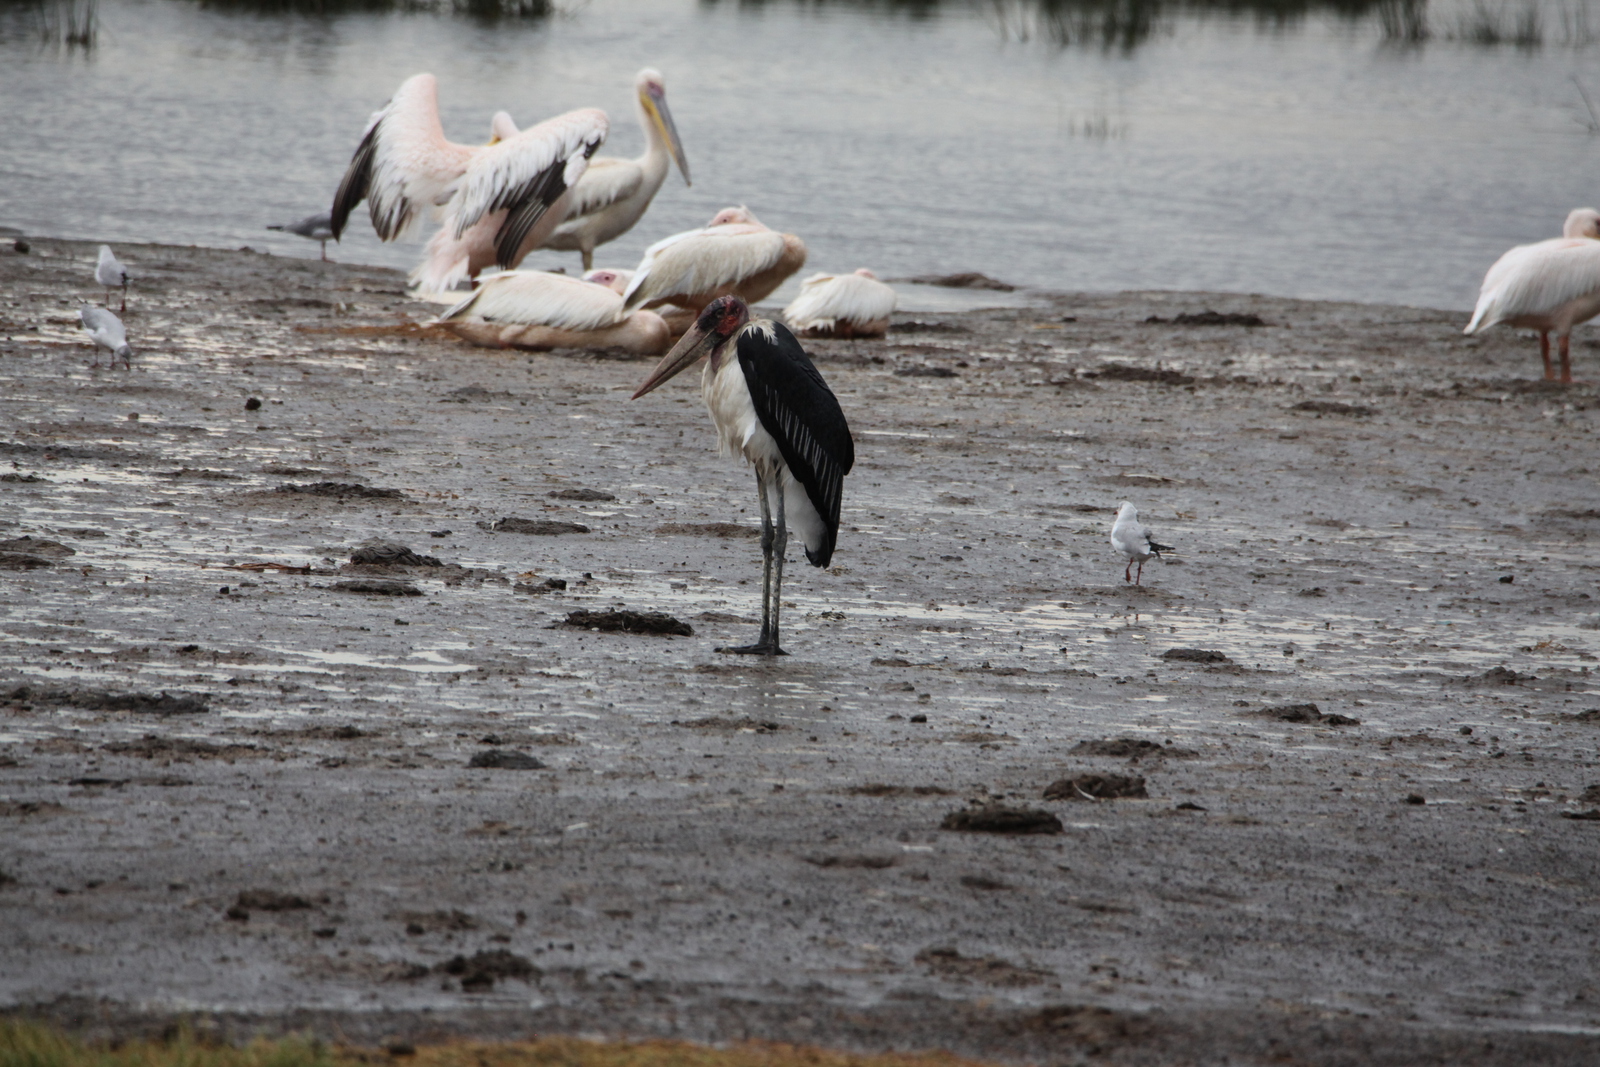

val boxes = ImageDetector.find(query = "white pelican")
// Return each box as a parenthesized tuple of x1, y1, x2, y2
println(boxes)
(95, 245, 128, 311)
(631, 295, 853, 655)
(434, 269, 669, 355)
(783, 269, 898, 338)
(541, 69, 691, 270)
(1110, 502, 1172, 586)
(329, 73, 607, 292)
(1465, 208, 1600, 383)
(79, 306, 131, 368)
(622, 207, 807, 328)
(267, 213, 336, 261)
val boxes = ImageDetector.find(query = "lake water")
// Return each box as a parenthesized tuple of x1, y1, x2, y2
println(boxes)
(2, 0, 1598, 310)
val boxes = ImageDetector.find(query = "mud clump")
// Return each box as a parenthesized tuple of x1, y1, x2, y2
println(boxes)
(274, 482, 405, 500)
(803, 853, 897, 869)
(467, 749, 547, 770)
(4, 685, 209, 716)
(1087, 365, 1195, 386)
(672, 716, 783, 732)
(1453, 666, 1536, 687)
(549, 488, 615, 501)
(514, 577, 567, 594)
(1146, 310, 1267, 327)
(905, 272, 1015, 291)
(0, 537, 74, 558)
(236, 889, 313, 911)
(561, 610, 692, 637)
(915, 946, 1052, 986)
(1258, 703, 1360, 726)
(397, 909, 479, 933)
(894, 365, 959, 378)
(655, 522, 757, 538)
(436, 949, 537, 991)
(846, 783, 953, 797)
(335, 579, 421, 596)
(349, 541, 441, 567)
(941, 805, 1063, 834)
(480, 517, 590, 536)
(1163, 648, 1231, 664)
(1044, 774, 1148, 800)
(104, 735, 259, 761)
(1072, 737, 1195, 759)
(0, 800, 69, 817)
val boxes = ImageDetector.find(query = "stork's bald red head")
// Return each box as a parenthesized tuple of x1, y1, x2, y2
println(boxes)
(632, 297, 750, 400)
(698, 295, 750, 340)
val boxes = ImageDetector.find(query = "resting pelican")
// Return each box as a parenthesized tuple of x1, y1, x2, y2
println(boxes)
(783, 269, 897, 338)
(95, 245, 128, 312)
(79, 306, 132, 368)
(1465, 208, 1600, 383)
(622, 207, 807, 328)
(267, 213, 336, 261)
(632, 296, 853, 656)
(541, 69, 691, 270)
(434, 269, 668, 355)
(1110, 502, 1172, 586)
(329, 74, 607, 293)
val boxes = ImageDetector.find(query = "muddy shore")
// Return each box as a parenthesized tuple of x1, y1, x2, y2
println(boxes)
(3, 239, 1599, 1065)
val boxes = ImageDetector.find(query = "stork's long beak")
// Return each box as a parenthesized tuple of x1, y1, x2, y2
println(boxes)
(644, 91, 691, 186)
(632, 323, 714, 399)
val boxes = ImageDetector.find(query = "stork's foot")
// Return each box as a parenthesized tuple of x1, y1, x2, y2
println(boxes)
(715, 642, 789, 657)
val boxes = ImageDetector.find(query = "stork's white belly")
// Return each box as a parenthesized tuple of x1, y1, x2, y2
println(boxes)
(701, 355, 826, 556)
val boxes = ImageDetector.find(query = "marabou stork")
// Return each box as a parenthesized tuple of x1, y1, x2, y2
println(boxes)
(329, 73, 607, 293)
(540, 69, 691, 270)
(1464, 208, 1600, 383)
(1110, 502, 1172, 585)
(783, 269, 898, 338)
(622, 207, 807, 332)
(434, 267, 669, 355)
(267, 213, 337, 261)
(95, 245, 128, 312)
(632, 295, 853, 655)
(79, 306, 132, 368)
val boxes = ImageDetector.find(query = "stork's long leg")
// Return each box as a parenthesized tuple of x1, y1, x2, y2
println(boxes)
(718, 465, 786, 655)
(769, 478, 788, 655)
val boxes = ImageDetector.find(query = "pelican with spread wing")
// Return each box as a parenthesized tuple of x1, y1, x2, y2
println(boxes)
(329, 73, 607, 293)
(541, 69, 691, 270)
(434, 268, 668, 354)
(622, 207, 806, 329)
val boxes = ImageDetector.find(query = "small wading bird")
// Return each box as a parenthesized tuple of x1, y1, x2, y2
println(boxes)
(783, 268, 898, 338)
(623, 207, 807, 332)
(1110, 501, 1172, 585)
(1464, 208, 1600, 383)
(95, 245, 128, 311)
(79, 306, 132, 368)
(541, 69, 691, 270)
(434, 268, 669, 355)
(632, 295, 853, 655)
(267, 212, 337, 261)
(329, 73, 606, 293)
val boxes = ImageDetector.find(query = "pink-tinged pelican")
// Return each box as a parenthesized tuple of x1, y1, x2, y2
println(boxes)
(329, 73, 607, 292)
(622, 207, 807, 328)
(783, 269, 898, 338)
(541, 69, 691, 270)
(632, 296, 853, 656)
(1110, 502, 1172, 586)
(434, 269, 668, 355)
(1464, 208, 1600, 383)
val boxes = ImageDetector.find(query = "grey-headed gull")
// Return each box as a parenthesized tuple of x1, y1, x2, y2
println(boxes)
(267, 213, 336, 261)
(95, 245, 128, 312)
(1110, 501, 1173, 585)
(79, 306, 132, 368)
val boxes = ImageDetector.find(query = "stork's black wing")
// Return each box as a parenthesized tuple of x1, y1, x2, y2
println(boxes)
(737, 322, 855, 568)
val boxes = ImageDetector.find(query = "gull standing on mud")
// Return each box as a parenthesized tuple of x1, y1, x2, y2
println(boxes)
(1464, 208, 1600, 383)
(1110, 502, 1172, 585)
(79, 306, 132, 368)
(540, 69, 691, 270)
(434, 268, 669, 354)
(267, 213, 337, 261)
(632, 295, 853, 655)
(329, 73, 606, 292)
(95, 245, 128, 312)
(783, 269, 898, 338)
(623, 207, 807, 331)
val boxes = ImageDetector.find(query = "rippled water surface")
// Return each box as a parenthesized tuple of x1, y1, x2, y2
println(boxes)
(3, 0, 1599, 308)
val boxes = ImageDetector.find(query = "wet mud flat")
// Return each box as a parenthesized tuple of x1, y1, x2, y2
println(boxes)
(2, 239, 1600, 1065)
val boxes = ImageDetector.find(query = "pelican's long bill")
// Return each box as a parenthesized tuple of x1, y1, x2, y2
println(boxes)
(631, 321, 717, 399)
(643, 84, 691, 186)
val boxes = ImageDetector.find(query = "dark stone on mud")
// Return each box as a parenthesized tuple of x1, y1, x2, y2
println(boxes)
(846, 783, 952, 797)
(960, 874, 1010, 891)
(894, 365, 959, 378)
(275, 481, 405, 500)
(3, 685, 208, 715)
(442, 386, 514, 403)
(244, 397, 261, 411)
(804, 853, 897, 869)
(0, 473, 47, 483)
(1298, 587, 1326, 597)
(904, 272, 1015, 291)
(467, 749, 547, 770)
(0, 552, 55, 569)
(349, 540, 442, 567)
(561, 609, 692, 636)
(1072, 737, 1195, 759)
(1405, 794, 1426, 805)
(1044, 774, 1148, 801)
(435, 950, 537, 991)
(1292, 400, 1377, 417)
(0, 536, 74, 558)
(1544, 508, 1600, 520)
(672, 716, 784, 733)
(1560, 810, 1600, 821)
(514, 577, 567, 594)
(1569, 709, 1600, 722)
(888, 319, 970, 334)
(1163, 648, 1230, 663)
(1256, 703, 1359, 726)
(480, 517, 590, 536)
(549, 488, 615, 501)
(235, 890, 312, 911)
(1146, 310, 1267, 327)
(909, 713, 928, 723)
(1087, 364, 1196, 386)
(1453, 666, 1536, 687)
(655, 521, 757, 538)
(335, 579, 421, 596)
(872, 657, 911, 667)
(941, 805, 1063, 835)
(1175, 801, 1208, 811)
